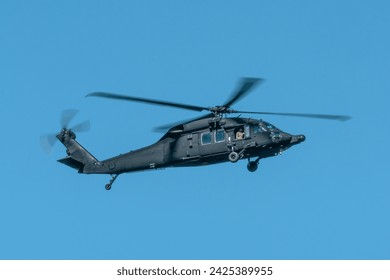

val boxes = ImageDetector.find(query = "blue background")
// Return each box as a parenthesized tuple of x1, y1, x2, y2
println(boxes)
(1, 0, 389, 259)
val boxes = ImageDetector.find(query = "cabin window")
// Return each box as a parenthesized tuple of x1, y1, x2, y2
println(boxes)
(201, 132, 212, 145)
(215, 130, 225, 143)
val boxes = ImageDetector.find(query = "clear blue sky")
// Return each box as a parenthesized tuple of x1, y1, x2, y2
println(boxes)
(1, 0, 389, 260)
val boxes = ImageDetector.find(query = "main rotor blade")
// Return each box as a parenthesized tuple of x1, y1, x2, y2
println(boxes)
(61, 109, 79, 128)
(223, 78, 263, 108)
(154, 113, 214, 132)
(233, 110, 351, 121)
(87, 92, 208, 112)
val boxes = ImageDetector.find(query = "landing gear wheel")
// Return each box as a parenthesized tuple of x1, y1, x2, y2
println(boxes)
(104, 174, 119, 191)
(247, 161, 258, 172)
(228, 151, 239, 163)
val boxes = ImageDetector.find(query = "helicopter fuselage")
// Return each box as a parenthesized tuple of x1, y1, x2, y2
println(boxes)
(58, 117, 305, 177)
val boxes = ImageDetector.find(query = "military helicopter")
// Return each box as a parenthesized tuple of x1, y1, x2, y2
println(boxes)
(43, 78, 350, 190)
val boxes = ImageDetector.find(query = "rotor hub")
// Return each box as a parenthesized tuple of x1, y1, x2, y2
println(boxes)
(208, 106, 238, 116)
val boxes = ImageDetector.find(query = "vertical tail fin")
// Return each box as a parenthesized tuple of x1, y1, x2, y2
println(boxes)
(57, 129, 98, 173)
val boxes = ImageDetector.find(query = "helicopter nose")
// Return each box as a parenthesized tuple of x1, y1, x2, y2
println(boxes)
(290, 134, 305, 144)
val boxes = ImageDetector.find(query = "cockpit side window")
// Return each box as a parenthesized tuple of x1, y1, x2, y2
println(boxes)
(253, 124, 267, 133)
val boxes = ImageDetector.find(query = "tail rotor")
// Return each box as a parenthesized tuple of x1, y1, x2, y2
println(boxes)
(40, 109, 90, 154)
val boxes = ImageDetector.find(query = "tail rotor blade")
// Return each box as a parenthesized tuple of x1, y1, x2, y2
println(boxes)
(41, 109, 90, 155)
(71, 120, 90, 132)
(61, 109, 79, 128)
(40, 134, 57, 154)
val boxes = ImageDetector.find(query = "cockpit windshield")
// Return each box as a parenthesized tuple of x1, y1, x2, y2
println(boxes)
(262, 121, 278, 131)
(253, 121, 279, 133)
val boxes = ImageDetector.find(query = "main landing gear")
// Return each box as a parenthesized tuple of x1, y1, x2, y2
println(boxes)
(228, 149, 260, 172)
(247, 157, 260, 172)
(228, 151, 240, 163)
(105, 174, 119, 190)
(228, 141, 257, 164)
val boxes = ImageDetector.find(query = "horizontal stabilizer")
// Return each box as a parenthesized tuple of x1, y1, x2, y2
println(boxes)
(58, 157, 84, 172)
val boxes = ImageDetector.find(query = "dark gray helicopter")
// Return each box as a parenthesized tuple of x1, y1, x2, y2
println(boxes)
(46, 78, 350, 190)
